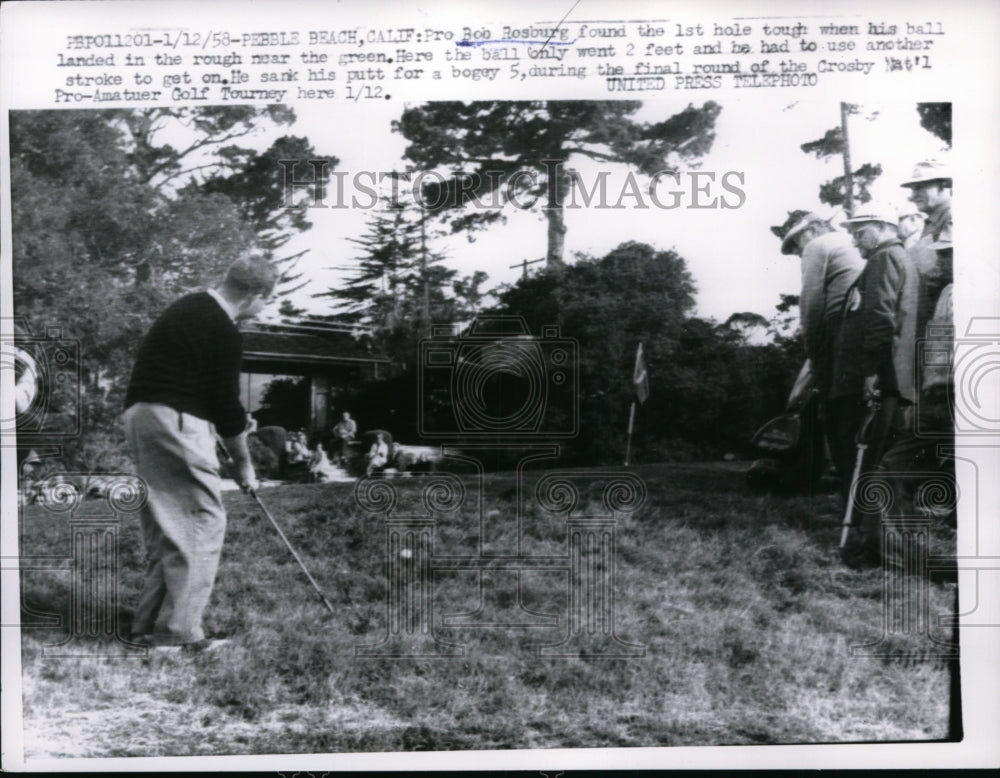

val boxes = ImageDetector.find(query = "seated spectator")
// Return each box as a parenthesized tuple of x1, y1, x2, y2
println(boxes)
(309, 444, 338, 483)
(286, 431, 310, 464)
(366, 432, 389, 476)
(390, 442, 413, 472)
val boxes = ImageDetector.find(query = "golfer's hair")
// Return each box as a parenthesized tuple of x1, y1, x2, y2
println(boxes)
(222, 255, 279, 297)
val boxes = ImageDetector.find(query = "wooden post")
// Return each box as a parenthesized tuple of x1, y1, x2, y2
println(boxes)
(840, 102, 854, 216)
(508, 257, 545, 279)
(310, 375, 330, 436)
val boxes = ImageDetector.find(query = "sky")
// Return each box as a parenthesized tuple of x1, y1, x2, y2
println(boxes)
(252, 98, 948, 325)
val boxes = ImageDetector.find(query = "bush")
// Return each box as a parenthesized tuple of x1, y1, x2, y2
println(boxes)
(220, 434, 280, 480)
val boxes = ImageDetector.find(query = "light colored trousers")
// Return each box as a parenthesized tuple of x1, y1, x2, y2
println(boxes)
(123, 403, 226, 644)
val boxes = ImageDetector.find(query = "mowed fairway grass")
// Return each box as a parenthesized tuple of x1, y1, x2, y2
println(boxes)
(18, 462, 957, 757)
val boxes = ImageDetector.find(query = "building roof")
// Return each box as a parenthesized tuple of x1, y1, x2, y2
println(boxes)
(241, 324, 389, 372)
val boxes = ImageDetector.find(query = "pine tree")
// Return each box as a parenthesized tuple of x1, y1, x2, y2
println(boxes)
(318, 179, 483, 371)
(394, 100, 721, 267)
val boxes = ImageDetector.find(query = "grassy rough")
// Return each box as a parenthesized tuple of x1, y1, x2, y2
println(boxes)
(18, 463, 956, 756)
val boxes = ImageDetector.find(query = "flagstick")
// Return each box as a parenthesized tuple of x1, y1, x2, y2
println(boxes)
(624, 401, 636, 466)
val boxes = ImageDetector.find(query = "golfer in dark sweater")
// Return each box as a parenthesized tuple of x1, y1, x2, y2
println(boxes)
(124, 255, 277, 649)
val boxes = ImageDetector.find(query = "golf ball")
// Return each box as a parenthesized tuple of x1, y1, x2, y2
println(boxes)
(400, 548, 413, 559)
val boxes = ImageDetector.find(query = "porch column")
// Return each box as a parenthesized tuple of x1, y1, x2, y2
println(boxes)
(310, 374, 330, 436)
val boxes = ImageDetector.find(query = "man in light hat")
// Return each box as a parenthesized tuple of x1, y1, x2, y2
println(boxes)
(900, 159, 951, 242)
(828, 202, 919, 565)
(771, 210, 864, 490)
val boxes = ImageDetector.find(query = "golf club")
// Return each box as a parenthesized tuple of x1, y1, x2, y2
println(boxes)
(216, 437, 336, 614)
(249, 488, 336, 615)
(839, 400, 880, 550)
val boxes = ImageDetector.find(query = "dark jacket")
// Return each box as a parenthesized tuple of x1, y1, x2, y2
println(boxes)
(921, 199, 952, 241)
(125, 292, 248, 438)
(830, 239, 919, 403)
(911, 198, 954, 340)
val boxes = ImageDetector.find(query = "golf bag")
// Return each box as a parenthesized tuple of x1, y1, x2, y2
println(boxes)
(746, 361, 826, 494)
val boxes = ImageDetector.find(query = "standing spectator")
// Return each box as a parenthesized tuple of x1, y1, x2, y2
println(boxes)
(877, 228, 955, 570)
(901, 160, 953, 341)
(772, 210, 864, 490)
(901, 160, 952, 242)
(332, 411, 357, 465)
(897, 206, 927, 250)
(828, 203, 919, 566)
(123, 254, 277, 650)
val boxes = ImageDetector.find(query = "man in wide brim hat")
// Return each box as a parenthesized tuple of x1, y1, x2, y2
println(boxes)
(770, 208, 865, 497)
(900, 159, 951, 242)
(901, 159, 953, 354)
(772, 210, 823, 256)
(899, 159, 951, 188)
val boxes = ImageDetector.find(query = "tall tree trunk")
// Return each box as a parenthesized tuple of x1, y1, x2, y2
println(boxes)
(544, 193, 567, 267)
(420, 213, 430, 325)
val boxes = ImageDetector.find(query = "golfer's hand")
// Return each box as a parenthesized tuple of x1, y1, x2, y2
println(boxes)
(237, 463, 259, 495)
(863, 374, 880, 403)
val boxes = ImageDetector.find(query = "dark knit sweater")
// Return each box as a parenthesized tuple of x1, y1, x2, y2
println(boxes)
(125, 292, 247, 438)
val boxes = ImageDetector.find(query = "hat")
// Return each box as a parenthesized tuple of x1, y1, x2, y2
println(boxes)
(840, 202, 900, 229)
(900, 160, 952, 188)
(772, 210, 824, 255)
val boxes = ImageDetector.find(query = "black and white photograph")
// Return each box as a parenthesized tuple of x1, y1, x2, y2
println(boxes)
(1, 0, 998, 771)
